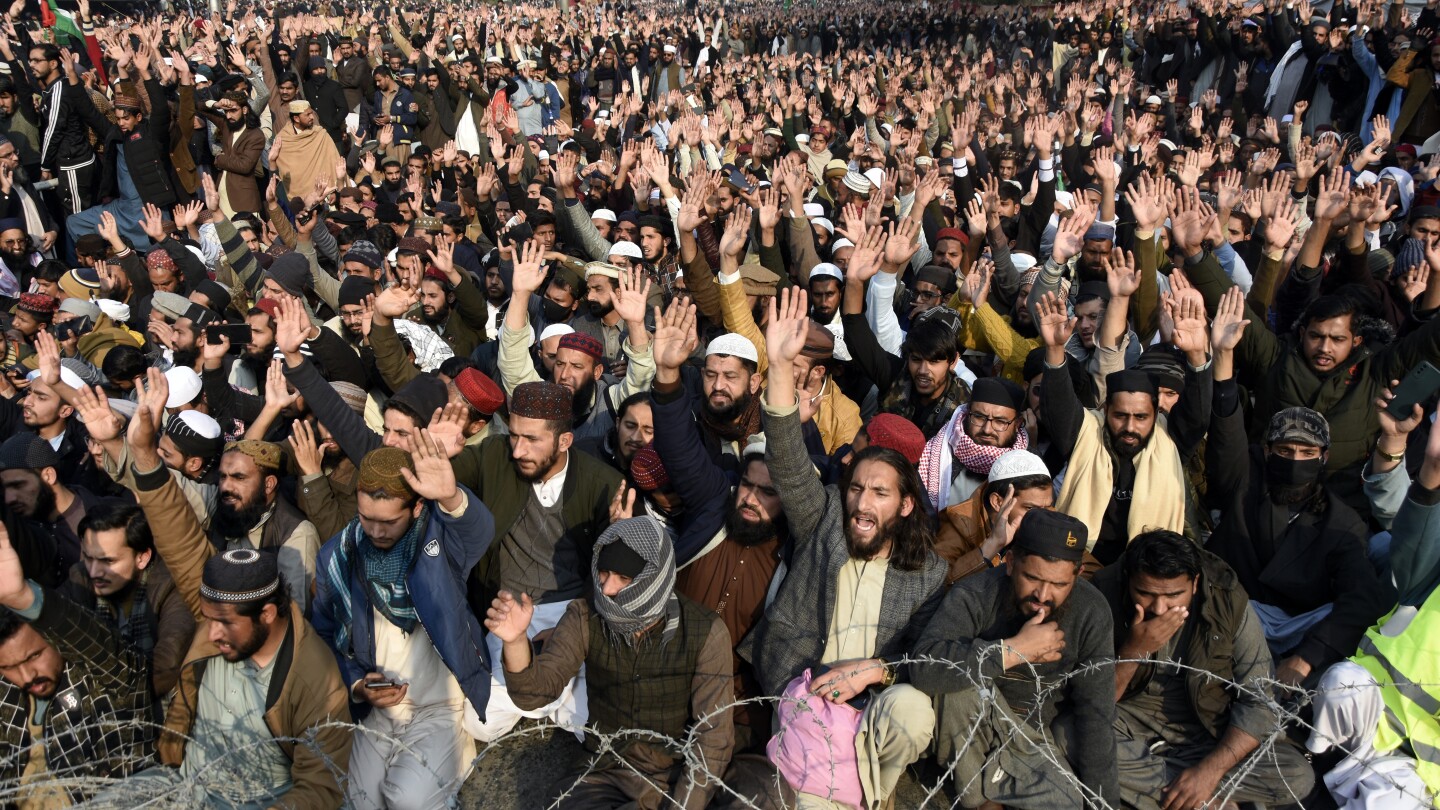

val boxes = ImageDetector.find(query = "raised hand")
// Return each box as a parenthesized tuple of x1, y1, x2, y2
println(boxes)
(288, 419, 325, 477)
(652, 299, 699, 373)
(882, 218, 921, 268)
(1165, 289, 1210, 359)
(719, 204, 753, 259)
(764, 286, 810, 368)
(1036, 291, 1075, 348)
(400, 428, 462, 509)
(1105, 248, 1142, 298)
(1051, 203, 1094, 264)
(274, 295, 311, 356)
(509, 240, 548, 296)
(1210, 286, 1251, 355)
(72, 384, 124, 444)
(611, 266, 651, 327)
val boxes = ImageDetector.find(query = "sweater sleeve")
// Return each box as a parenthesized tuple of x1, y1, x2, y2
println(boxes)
(673, 617, 736, 810)
(760, 404, 826, 548)
(283, 357, 382, 467)
(505, 599, 589, 710)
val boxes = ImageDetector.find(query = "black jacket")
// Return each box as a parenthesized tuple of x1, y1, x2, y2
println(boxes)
(1204, 376, 1395, 673)
(37, 77, 110, 174)
(92, 79, 181, 209)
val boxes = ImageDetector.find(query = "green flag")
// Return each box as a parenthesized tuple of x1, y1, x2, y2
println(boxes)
(44, 0, 85, 46)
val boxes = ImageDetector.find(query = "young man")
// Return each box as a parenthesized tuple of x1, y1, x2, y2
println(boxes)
(1094, 530, 1315, 809)
(313, 441, 494, 809)
(0, 520, 154, 805)
(486, 516, 734, 809)
(743, 289, 946, 808)
(93, 372, 352, 808)
(934, 448, 1055, 583)
(911, 508, 1120, 808)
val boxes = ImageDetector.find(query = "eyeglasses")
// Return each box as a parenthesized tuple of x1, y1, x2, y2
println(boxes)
(967, 411, 1016, 429)
(913, 289, 943, 302)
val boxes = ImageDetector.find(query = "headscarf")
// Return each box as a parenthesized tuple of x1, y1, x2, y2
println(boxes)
(590, 516, 679, 648)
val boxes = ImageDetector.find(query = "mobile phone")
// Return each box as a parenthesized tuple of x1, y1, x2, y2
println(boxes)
(207, 324, 254, 346)
(544, 135, 559, 153)
(1387, 361, 1440, 420)
(367, 680, 404, 689)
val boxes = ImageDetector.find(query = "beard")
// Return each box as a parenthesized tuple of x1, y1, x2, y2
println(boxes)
(171, 348, 199, 370)
(844, 511, 899, 561)
(571, 375, 598, 422)
(421, 303, 449, 325)
(587, 299, 614, 319)
(211, 489, 270, 537)
(704, 387, 753, 424)
(1110, 429, 1152, 460)
(515, 442, 561, 483)
(15, 482, 56, 520)
(724, 502, 783, 547)
(1005, 581, 1069, 623)
(0, 246, 28, 266)
(219, 619, 270, 662)
(240, 347, 274, 378)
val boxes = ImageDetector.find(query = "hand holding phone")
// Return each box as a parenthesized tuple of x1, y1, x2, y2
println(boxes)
(1386, 361, 1440, 421)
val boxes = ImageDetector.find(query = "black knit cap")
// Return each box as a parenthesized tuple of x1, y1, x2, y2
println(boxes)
(0, 434, 60, 471)
(338, 275, 377, 308)
(1011, 509, 1087, 562)
(201, 548, 281, 604)
(387, 374, 448, 424)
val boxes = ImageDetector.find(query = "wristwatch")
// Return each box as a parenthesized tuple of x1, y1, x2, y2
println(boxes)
(877, 657, 897, 687)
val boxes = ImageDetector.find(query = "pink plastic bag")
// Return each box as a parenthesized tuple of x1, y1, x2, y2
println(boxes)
(766, 669, 865, 808)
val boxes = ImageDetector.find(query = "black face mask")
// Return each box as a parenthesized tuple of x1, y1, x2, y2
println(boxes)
(1265, 454, 1324, 488)
(540, 297, 572, 324)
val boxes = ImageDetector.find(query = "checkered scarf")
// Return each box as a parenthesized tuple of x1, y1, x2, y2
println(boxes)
(590, 516, 680, 648)
(919, 404, 1029, 509)
(95, 571, 155, 660)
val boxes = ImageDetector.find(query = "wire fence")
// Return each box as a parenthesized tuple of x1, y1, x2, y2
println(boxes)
(4, 651, 1429, 809)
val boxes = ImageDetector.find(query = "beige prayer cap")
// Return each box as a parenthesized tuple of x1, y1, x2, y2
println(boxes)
(288, 99, 312, 114)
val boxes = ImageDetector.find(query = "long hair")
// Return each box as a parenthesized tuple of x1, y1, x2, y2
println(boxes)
(841, 446, 936, 572)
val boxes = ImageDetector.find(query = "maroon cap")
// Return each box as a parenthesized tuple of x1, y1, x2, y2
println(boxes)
(629, 447, 670, 492)
(454, 368, 504, 416)
(865, 413, 925, 466)
(557, 332, 604, 361)
(936, 227, 969, 247)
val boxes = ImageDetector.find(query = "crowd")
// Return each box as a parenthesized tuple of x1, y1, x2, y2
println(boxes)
(0, 0, 1437, 806)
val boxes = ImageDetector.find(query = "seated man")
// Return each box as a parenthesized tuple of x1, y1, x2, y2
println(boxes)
(1309, 415, 1440, 809)
(89, 371, 352, 808)
(934, 448, 1054, 583)
(1095, 530, 1315, 809)
(61, 502, 196, 698)
(911, 509, 1119, 808)
(1207, 321, 1393, 689)
(313, 442, 494, 810)
(487, 516, 734, 809)
(0, 524, 154, 805)
(919, 376, 1032, 510)
(742, 290, 946, 808)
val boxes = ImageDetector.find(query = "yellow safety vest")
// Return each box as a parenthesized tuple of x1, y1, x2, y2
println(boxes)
(1354, 593, 1440, 793)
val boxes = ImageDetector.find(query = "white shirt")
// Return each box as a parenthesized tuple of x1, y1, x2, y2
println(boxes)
(533, 454, 570, 507)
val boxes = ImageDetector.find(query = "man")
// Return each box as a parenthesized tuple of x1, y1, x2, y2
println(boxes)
(95, 67, 183, 213)
(32, 43, 107, 216)
(12, 362, 106, 496)
(208, 440, 321, 612)
(0, 218, 34, 298)
(0, 520, 154, 805)
(499, 243, 655, 444)
(920, 376, 1032, 510)
(313, 441, 494, 809)
(302, 57, 349, 148)
(206, 91, 265, 216)
(1308, 413, 1440, 809)
(935, 448, 1055, 584)
(0, 136, 58, 259)
(107, 371, 351, 808)
(486, 516, 734, 809)
(844, 277, 970, 438)
(741, 289, 945, 808)
(1037, 292, 1197, 564)
(62, 502, 195, 698)
(273, 100, 342, 204)
(1095, 530, 1315, 809)
(653, 301, 785, 746)
(417, 265, 487, 358)
(1205, 290, 1391, 687)
(911, 509, 1120, 808)
(449, 380, 623, 742)
(0, 433, 95, 576)
(10, 291, 55, 345)
(370, 66, 418, 161)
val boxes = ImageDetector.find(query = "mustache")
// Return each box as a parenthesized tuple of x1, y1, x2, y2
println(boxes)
(24, 677, 53, 692)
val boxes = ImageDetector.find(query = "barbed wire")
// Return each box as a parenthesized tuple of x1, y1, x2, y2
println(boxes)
(6, 651, 1430, 809)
